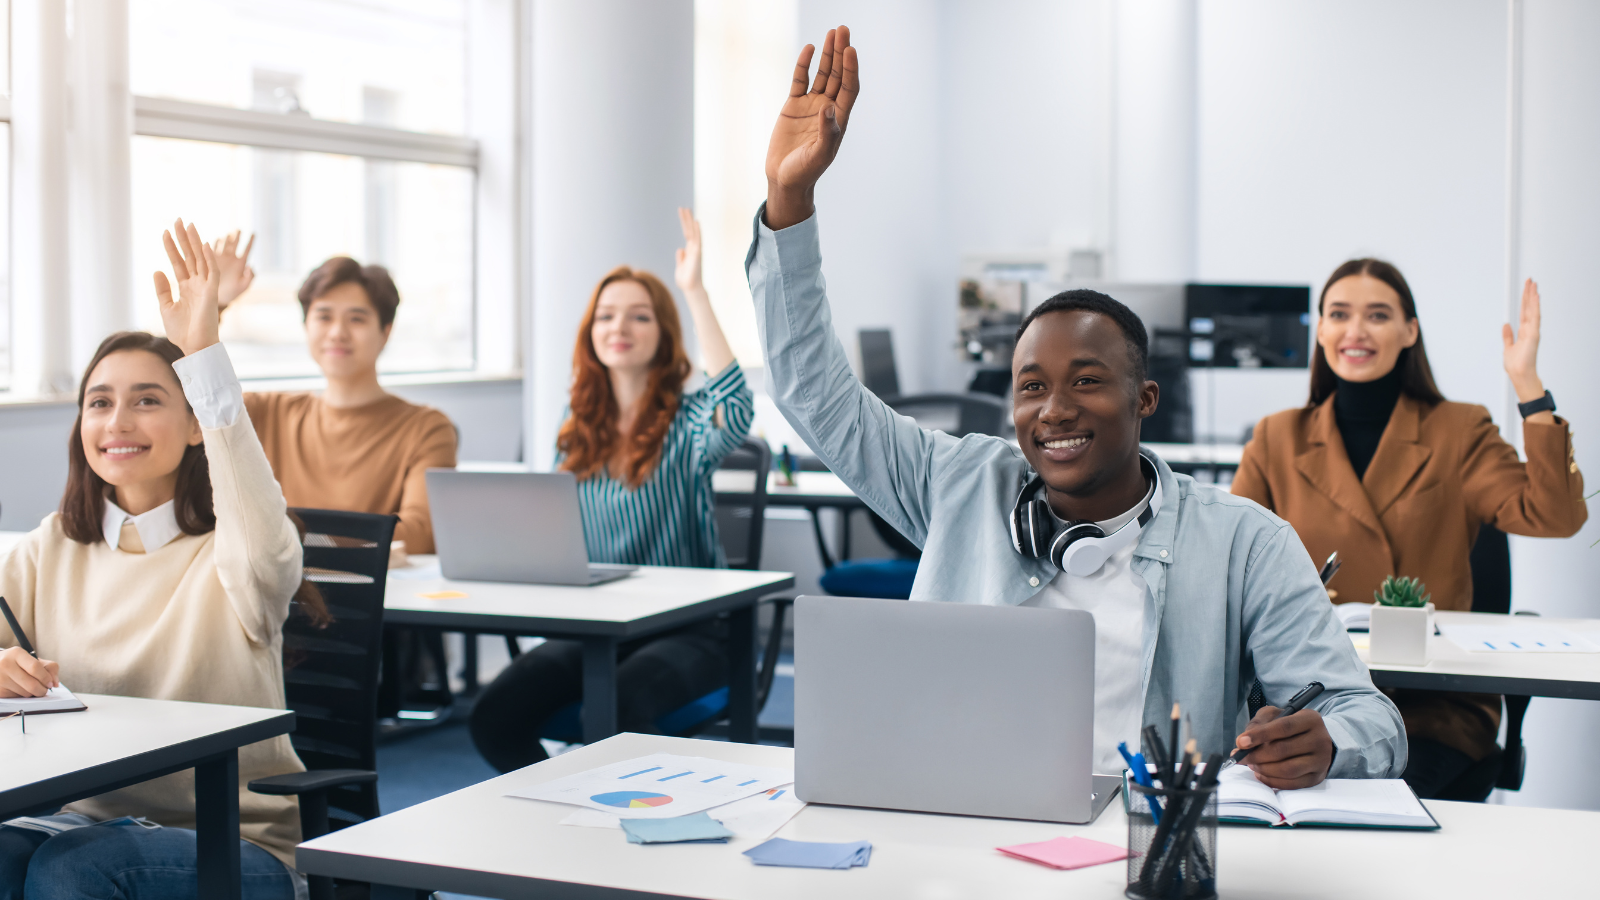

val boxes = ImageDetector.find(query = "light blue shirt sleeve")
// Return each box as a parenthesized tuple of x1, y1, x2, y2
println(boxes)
(746, 207, 968, 547)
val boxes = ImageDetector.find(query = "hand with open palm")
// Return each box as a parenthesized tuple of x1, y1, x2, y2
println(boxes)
(212, 230, 256, 311)
(1502, 278, 1555, 423)
(153, 219, 222, 357)
(765, 25, 860, 230)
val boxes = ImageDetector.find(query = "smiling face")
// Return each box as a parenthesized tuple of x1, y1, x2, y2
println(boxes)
(1012, 310, 1159, 519)
(590, 279, 662, 374)
(1317, 274, 1419, 382)
(305, 281, 391, 380)
(80, 349, 202, 508)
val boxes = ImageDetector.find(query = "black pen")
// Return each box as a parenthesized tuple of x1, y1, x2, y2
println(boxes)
(0, 597, 35, 658)
(1230, 681, 1325, 764)
(1318, 552, 1340, 585)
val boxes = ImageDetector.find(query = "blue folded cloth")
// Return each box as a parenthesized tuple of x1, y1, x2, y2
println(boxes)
(620, 812, 733, 844)
(743, 838, 872, 869)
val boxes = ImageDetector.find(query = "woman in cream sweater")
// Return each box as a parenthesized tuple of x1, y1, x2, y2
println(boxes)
(0, 221, 317, 899)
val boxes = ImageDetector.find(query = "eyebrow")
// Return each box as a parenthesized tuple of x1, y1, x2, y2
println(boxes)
(86, 383, 170, 395)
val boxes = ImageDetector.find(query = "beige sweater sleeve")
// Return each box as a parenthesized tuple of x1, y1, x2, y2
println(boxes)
(0, 526, 43, 650)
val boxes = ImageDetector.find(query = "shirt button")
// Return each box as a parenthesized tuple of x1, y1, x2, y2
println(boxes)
(1029, 576, 1040, 587)
(1160, 550, 1169, 558)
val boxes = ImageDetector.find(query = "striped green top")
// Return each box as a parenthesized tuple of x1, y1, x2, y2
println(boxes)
(564, 362, 754, 568)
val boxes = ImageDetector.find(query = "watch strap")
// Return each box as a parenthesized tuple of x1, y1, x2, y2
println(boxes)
(1517, 389, 1556, 419)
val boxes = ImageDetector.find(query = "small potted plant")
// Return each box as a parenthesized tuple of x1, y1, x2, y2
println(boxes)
(1368, 576, 1434, 666)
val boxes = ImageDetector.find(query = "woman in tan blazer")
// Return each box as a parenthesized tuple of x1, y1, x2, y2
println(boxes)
(1233, 258, 1586, 802)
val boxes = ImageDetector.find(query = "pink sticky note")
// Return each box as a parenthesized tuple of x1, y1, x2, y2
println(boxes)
(996, 836, 1129, 870)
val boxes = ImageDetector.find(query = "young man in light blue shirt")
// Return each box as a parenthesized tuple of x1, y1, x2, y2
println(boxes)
(748, 26, 1404, 788)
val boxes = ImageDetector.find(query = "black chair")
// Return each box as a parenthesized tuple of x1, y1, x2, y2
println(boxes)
(1467, 523, 1534, 793)
(249, 509, 397, 900)
(715, 439, 772, 571)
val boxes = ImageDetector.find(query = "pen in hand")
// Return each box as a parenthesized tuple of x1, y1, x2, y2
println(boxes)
(0, 597, 36, 658)
(1229, 681, 1325, 764)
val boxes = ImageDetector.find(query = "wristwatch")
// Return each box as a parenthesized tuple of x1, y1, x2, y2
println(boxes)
(1518, 390, 1556, 419)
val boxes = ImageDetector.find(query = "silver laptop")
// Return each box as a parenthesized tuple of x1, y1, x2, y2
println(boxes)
(425, 470, 637, 586)
(795, 595, 1119, 823)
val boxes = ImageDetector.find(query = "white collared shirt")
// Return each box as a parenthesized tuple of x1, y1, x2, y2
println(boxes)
(98, 343, 245, 553)
(101, 499, 184, 552)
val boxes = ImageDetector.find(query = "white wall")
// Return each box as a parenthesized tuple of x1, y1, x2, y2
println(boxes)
(526, 0, 695, 470)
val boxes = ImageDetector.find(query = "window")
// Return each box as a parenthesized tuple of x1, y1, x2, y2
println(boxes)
(127, 0, 485, 380)
(0, 4, 12, 389)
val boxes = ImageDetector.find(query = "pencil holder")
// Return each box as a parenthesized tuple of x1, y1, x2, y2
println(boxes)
(1124, 781, 1218, 900)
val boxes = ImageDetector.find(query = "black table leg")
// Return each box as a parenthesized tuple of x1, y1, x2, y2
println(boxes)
(808, 508, 837, 571)
(461, 630, 480, 694)
(195, 749, 242, 900)
(581, 637, 619, 744)
(370, 886, 429, 899)
(728, 604, 758, 743)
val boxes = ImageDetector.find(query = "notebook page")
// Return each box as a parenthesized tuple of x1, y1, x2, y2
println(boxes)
(0, 685, 85, 714)
(1276, 778, 1432, 827)
(1215, 765, 1284, 824)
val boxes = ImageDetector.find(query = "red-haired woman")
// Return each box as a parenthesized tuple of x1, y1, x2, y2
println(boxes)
(470, 209, 753, 771)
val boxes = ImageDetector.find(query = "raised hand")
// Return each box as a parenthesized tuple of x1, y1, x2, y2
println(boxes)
(212, 230, 256, 311)
(674, 207, 704, 294)
(153, 219, 223, 357)
(1502, 278, 1545, 404)
(765, 25, 859, 230)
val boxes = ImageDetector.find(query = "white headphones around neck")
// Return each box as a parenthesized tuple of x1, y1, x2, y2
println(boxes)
(1009, 456, 1163, 576)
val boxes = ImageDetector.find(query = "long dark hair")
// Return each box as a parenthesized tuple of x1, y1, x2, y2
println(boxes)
(61, 332, 330, 627)
(1308, 259, 1445, 407)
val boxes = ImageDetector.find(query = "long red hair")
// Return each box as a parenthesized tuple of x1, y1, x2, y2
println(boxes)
(558, 266, 691, 487)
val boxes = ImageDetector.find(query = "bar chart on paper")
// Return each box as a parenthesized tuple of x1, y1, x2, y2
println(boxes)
(509, 753, 793, 818)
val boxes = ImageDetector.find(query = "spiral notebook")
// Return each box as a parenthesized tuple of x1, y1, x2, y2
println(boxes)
(0, 686, 87, 715)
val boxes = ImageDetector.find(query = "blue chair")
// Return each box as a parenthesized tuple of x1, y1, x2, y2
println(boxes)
(817, 393, 1009, 600)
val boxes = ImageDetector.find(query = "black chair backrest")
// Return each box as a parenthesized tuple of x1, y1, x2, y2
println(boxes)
(887, 392, 1008, 439)
(714, 439, 772, 570)
(1469, 523, 1512, 615)
(859, 328, 901, 398)
(285, 508, 397, 829)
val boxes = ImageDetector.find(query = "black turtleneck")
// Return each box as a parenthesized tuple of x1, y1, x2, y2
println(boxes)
(1333, 366, 1403, 480)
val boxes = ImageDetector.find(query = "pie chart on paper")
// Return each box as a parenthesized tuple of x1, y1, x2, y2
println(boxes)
(591, 791, 674, 809)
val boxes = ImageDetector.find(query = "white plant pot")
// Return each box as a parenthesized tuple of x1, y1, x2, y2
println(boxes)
(1369, 602, 1434, 666)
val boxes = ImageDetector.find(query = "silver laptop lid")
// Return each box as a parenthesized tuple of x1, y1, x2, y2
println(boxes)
(795, 595, 1097, 822)
(426, 470, 592, 585)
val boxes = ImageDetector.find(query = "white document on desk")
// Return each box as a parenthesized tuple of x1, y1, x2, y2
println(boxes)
(1441, 624, 1600, 653)
(559, 785, 805, 840)
(0, 685, 87, 714)
(509, 753, 793, 819)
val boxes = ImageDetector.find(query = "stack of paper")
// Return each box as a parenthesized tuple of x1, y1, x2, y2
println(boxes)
(619, 812, 733, 844)
(743, 838, 871, 869)
(1216, 765, 1437, 829)
(997, 837, 1127, 870)
(1333, 603, 1373, 631)
(509, 753, 792, 819)
(0, 686, 86, 714)
(1441, 623, 1600, 653)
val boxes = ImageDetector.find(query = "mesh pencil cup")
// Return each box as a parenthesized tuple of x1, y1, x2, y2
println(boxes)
(1125, 781, 1219, 900)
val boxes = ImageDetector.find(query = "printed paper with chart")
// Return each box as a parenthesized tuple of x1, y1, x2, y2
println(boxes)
(508, 753, 793, 818)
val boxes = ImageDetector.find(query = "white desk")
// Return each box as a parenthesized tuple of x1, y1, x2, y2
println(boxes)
(712, 469, 863, 509)
(0, 693, 296, 900)
(386, 559, 794, 744)
(1359, 611, 1600, 700)
(297, 732, 1597, 900)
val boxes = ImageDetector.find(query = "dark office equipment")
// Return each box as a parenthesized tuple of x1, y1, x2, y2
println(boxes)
(1143, 328, 1193, 444)
(714, 439, 772, 571)
(249, 509, 396, 900)
(882, 392, 1008, 442)
(858, 328, 901, 398)
(1465, 523, 1532, 794)
(1185, 283, 1312, 368)
(968, 367, 1011, 398)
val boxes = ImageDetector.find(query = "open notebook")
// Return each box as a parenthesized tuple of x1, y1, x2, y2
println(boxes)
(1123, 765, 1438, 830)
(0, 685, 87, 715)
(1213, 765, 1437, 829)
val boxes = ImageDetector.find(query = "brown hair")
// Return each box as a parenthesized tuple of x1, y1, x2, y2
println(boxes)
(297, 257, 401, 329)
(61, 332, 330, 627)
(557, 267, 691, 488)
(1308, 258, 1445, 407)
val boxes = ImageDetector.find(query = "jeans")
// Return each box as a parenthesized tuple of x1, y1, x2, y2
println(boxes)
(0, 816, 297, 900)
(470, 625, 729, 773)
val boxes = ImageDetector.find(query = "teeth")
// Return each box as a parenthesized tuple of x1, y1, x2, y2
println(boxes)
(1342, 349, 1374, 358)
(103, 446, 146, 455)
(1044, 437, 1089, 450)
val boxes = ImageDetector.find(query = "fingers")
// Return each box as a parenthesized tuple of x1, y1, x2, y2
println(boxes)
(678, 206, 694, 241)
(174, 218, 199, 276)
(823, 25, 850, 99)
(200, 241, 221, 286)
(810, 29, 835, 94)
(186, 222, 209, 281)
(154, 271, 173, 305)
(836, 45, 860, 122)
(241, 233, 255, 263)
(790, 44, 815, 97)
(1236, 707, 1311, 750)
(0, 652, 54, 698)
(162, 230, 191, 283)
(1522, 278, 1541, 328)
(1502, 322, 1514, 349)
